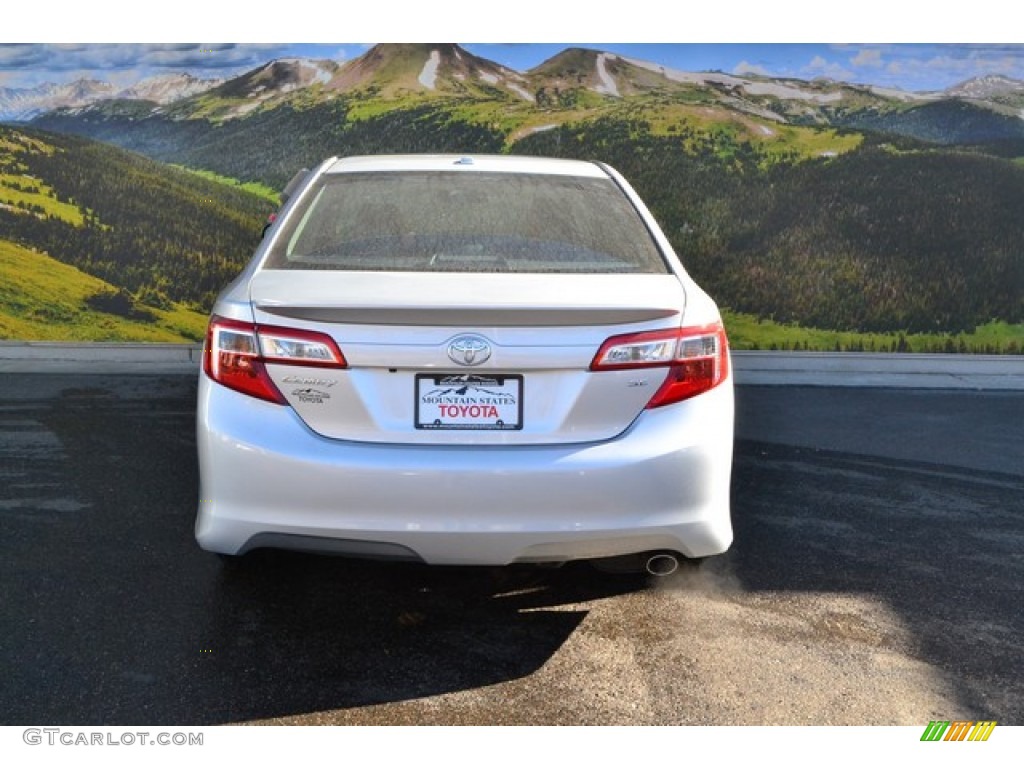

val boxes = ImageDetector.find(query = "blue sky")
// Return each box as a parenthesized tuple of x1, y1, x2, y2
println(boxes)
(3, 43, 1024, 93)
(4, 1, 1021, 93)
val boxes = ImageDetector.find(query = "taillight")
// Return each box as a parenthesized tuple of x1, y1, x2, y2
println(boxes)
(203, 316, 347, 404)
(590, 322, 729, 407)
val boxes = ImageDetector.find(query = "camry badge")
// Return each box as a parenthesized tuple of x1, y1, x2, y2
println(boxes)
(447, 335, 492, 367)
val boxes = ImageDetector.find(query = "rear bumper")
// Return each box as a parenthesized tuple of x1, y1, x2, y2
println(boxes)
(195, 374, 734, 565)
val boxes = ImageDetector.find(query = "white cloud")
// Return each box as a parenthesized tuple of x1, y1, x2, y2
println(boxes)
(880, 51, 1024, 90)
(851, 49, 884, 68)
(1, 44, 284, 73)
(0, 45, 49, 68)
(802, 55, 854, 82)
(3, 41, 1023, 94)
(0, 43, 291, 89)
(734, 60, 770, 77)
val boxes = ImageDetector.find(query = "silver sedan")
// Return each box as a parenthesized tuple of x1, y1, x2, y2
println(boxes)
(196, 154, 734, 573)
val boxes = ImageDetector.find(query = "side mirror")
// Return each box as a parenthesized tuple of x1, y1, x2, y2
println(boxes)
(261, 213, 277, 239)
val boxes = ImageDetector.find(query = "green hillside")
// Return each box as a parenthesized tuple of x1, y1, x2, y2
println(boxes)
(33, 93, 863, 189)
(0, 239, 206, 341)
(723, 310, 1023, 354)
(515, 121, 1024, 336)
(834, 100, 1024, 145)
(0, 125, 274, 312)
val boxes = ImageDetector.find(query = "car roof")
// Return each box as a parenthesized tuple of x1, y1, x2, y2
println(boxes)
(323, 154, 608, 178)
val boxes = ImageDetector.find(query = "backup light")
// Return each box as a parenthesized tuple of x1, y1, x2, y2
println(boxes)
(258, 325, 347, 367)
(600, 335, 678, 366)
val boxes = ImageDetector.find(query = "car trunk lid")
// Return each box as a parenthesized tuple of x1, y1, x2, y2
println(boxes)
(249, 271, 688, 445)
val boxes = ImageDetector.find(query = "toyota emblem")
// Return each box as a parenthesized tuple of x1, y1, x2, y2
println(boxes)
(447, 335, 491, 366)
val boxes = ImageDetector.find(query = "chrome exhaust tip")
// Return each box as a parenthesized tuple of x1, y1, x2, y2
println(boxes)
(645, 552, 680, 577)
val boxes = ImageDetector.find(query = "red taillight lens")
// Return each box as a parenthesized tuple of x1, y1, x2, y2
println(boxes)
(591, 322, 729, 407)
(203, 316, 346, 404)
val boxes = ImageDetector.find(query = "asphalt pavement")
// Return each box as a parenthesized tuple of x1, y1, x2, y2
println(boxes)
(0, 374, 1021, 725)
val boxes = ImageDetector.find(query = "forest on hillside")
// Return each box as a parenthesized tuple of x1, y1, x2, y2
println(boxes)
(16, 107, 1024, 339)
(35, 102, 507, 190)
(0, 127, 275, 310)
(514, 119, 1024, 334)
(831, 100, 1024, 145)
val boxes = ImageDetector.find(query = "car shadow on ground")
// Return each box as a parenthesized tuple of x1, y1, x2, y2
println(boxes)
(2, 376, 647, 724)
(195, 555, 642, 724)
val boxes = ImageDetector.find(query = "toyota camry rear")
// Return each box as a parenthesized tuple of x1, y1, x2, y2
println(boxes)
(196, 154, 733, 567)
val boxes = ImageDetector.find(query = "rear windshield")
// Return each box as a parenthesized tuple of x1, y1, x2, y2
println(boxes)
(262, 171, 668, 274)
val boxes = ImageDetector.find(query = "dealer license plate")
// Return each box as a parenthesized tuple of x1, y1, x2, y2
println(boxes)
(415, 374, 523, 430)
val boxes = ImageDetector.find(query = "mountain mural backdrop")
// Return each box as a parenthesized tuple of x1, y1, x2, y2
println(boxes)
(1, 43, 1022, 351)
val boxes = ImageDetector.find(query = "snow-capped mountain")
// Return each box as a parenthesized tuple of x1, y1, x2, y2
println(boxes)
(13, 44, 1024, 136)
(943, 74, 1024, 110)
(0, 79, 117, 121)
(945, 74, 1024, 100)
(326, 44, 533, 101)
(203, 58, 338, 102)
(0, 72, 227, 122)
(117, 73, 224, 104)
